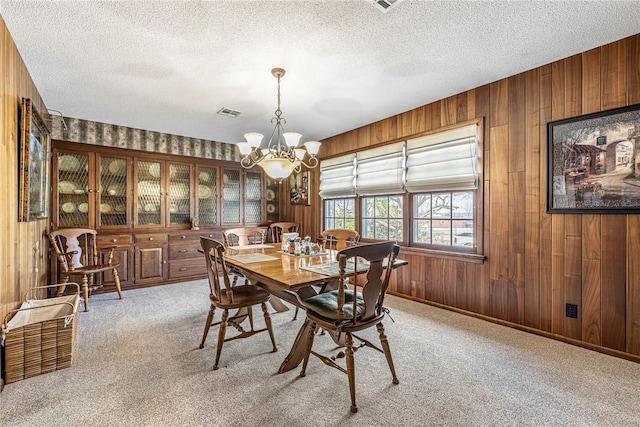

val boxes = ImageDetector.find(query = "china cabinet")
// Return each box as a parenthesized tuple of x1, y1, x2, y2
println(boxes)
(51, 141, 278, 291)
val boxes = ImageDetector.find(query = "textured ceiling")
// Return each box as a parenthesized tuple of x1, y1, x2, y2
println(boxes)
(2, 1, 640, 146)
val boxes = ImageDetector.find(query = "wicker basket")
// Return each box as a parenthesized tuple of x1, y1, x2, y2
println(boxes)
(2, 284, 79, 384)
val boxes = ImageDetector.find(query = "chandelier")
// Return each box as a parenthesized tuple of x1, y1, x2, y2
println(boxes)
(237, 68, 321, 181)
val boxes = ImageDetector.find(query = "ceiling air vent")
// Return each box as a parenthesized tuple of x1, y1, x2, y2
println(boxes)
(369, 0, 404, 13)
(217, 107, 241, 118)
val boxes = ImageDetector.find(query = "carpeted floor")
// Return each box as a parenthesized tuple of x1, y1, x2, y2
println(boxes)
(2, 280, 640, 426)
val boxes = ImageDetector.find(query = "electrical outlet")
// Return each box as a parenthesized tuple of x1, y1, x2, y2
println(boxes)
(566, 303, 578, 318)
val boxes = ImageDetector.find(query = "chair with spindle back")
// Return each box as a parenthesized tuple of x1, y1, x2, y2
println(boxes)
(269, 222, 299, 243)
(48, 228, 122, 312)
(319, 228, 360, 251)
(222, 227, 267, 247)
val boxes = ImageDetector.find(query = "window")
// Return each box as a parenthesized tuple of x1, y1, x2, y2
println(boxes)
(361, 195, 403, 241)
(324, 198, 356, 230)
(320, 122, 481, 255)
(413, 191, 474, 248)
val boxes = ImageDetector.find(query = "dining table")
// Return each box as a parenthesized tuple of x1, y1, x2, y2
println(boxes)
(222, 243, 407, 373)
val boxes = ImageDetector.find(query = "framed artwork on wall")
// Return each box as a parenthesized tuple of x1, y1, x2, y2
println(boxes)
(289, 170, 310, 206)
(547, 103, 640, 213)
(19, 98, 51, 221)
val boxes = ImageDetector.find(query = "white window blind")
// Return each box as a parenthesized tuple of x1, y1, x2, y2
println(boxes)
(355, 142, 405, 195)
(405, 124, 479, 193)
(319, 154, 356, 199)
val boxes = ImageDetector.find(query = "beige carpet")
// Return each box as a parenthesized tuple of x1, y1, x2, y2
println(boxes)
(2, 279, 640, 426)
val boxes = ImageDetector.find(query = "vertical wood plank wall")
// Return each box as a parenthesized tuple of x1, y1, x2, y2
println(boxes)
(287, 34, 640, 360)
(0, 17, 50, 349)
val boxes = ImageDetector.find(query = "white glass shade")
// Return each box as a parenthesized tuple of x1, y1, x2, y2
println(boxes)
(259, 157, 298, 180)
(236, 142, 252, 155)
(304, 140, 321, 155)
(283, 132, 302, 148)
(244, 132, 264, 148)
(294, 148, 306, 160)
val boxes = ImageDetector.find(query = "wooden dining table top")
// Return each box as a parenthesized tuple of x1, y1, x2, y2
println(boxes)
(223, 245, 340, 290)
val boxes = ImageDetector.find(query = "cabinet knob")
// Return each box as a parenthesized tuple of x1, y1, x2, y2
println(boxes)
(179, 267, 188, 271)
(178, 249, 188, 253)
(209, 234, 213, 238)
(149, 237, 154, 241)
(112, 239, 118, 243)
(181, 235, 186, 239)
(162, 260, 167, 264)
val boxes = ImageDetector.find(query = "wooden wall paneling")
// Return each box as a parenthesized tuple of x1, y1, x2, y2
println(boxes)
(490, 79, 509, 128)
(489, 123, 509, 320)
(538, 64, 554, 332)
(581, 214, 602, 345)
(441, 95, 458, 126)
(524, 68, 541, 329)
(428, 257, 444, 304)
(427, 100, 442, 131)
(627, 215, 640, 355)
(601, 216, 627, 351)
(508, 73, 526, 172)
(601, 39, 628, 110)
(371, 116, 397, 145)
(398, 105, 427, 138)
(466, 89, 476, 123)
(628, 35, 640, 104)
(442, 259, 457, 307)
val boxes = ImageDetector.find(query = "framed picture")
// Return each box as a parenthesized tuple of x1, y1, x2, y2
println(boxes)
(19, 98, 51, 221)
(289, 170, 310, 206)
(547, 103, 640, 213)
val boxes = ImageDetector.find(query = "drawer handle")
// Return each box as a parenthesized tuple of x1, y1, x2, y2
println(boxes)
(181, 235, 186, 239)
(208, 234, 213, 238)
(112, 239, 118, 243)
(149, 237, 154, 241)
(178, 249, 189, 253)
(179, 267, 188, 271)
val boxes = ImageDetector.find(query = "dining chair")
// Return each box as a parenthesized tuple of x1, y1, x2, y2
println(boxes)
(199, 237, 277, 370)
(269, 222, 299, 243)
(319, 228, 360, 251)
(299, 241, 400, 413)
(48, 228, 123, 312)
(222, 227, 267, 247)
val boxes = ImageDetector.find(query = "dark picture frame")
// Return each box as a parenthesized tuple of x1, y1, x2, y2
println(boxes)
(289, 170, 310, 206)
(547, 103, 640, 213)
(19, 98, 51, 221)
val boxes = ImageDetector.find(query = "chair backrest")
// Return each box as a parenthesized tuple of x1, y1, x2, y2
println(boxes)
(336, 241, 400, 325)
(320, 228, 360, 251)
(200, 237, 233, 303)
(269, 222, 299, 243)
(48, 228, 99, 272)
(222, 227, 266, 247)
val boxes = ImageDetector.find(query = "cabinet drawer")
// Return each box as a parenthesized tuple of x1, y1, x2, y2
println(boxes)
(135, 233, 168, 244)
(169, 243, 201, 260)
(97, 234, 133, 247)
(169, 233, 201, 243)
(169, 259, 207, 280)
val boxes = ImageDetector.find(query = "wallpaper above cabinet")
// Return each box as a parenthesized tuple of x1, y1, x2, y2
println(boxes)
(52, 116, 241, 162)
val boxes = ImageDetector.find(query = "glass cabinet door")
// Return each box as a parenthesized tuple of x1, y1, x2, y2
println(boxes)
(197, 165, 218, 225)
(57, 151, 90, 227)
(136, 160, 162, 226)
(221, 168, 241, 225)
(168, 163, 191, 226)
(244, 171, 263, 224)
(98, 155, 129, 228)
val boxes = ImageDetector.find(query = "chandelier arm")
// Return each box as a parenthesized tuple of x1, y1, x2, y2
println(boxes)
(298, 156, 319, 169)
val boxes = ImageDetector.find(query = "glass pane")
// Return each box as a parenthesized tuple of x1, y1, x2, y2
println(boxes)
(198, 165, 217, 225)
(335, 218, 345, 229)
(363, 197, 375, 217)
(413, 194, 431, 218)
(169, 163, 191, 225)
(453, 220, 474, 247)
(100, 156, 128, 227)
(374, 197, 388, 218)
(362, 218, 375, 239)
(222, 169, 240, 224)
(413, 219, 431, 243)
(58, 152, 89, 227)
(432, 193, 451, 219)
(245, 171, 262, 224)
(375, 219, 390, 240)
(326, 218, 335, 230)
(432, 219, 452, 245)
(137, 160, 161, 225)
(452, 191, 474, 219)
(389, 219, 403, 241)
(325, 200, 335, 218)
(389, 196, 403, 218)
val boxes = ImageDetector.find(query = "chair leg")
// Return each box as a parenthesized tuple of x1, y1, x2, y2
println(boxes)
(112, 268, 123, 300)
(213, 309, 228, 370)
(300, 319, 316, 377)
(345, 333, 358, 413)
(248, 305, 255, 331)
(81, 275, 90, 312)
(57, 277, 70, 297)
(292, 307, 299, 321)
(200, 304, 215, 349)
(376, 322, 399, 385)
(261, 302, 277, 352)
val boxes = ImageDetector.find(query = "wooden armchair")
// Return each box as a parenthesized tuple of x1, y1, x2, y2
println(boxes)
(300, 241, 400, 413)
(48, 228, 123, 312)
(222, 227, 267, 247)
(269, 222, 299, 243)
(319, 228, 360, 251)
(199, 237, 277, 370)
